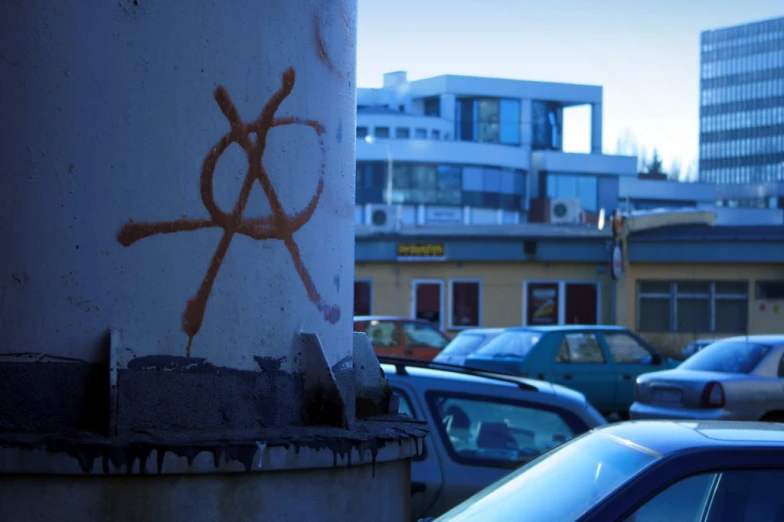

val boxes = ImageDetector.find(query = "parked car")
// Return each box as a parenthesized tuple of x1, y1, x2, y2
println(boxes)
(433, 328, 504, 366)
(425, 420, 784, 522)
(630, 335, 784, 422)
(354, 315, 451, 360)
(380, 356, 606, 521)
(681, 338, 719, 359)
(463, 325, 678, 418)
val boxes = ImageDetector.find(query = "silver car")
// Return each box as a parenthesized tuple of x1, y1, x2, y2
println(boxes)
(381, 356, 606, 521)
(630, 335, 784, 422)
(432, 328, 503, 366)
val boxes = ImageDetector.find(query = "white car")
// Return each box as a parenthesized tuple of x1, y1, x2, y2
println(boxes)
(630, 335, 784, 422)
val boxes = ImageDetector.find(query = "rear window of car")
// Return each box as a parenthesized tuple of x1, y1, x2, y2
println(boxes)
(679, 341, 772, 374)
(473, 331, 541, 358)
(440, 333, 491, 356)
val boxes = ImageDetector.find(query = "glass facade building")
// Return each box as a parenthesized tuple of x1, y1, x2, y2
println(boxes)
(699, 16, 784, 185)
(356, 161, 526, 211)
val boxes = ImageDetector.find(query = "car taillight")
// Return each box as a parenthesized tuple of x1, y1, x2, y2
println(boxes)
(700, 381, 725, 409)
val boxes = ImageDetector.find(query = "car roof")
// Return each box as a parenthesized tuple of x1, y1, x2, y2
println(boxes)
(504, 325, 630, 334)
(594, 420, 784, 455)
(380, 361, 554, 394)
(455, 328, 505, 335)
(717, 335, 784, 345)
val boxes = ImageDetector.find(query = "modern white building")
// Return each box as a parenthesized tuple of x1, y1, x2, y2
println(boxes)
(355, 71, 639, 228)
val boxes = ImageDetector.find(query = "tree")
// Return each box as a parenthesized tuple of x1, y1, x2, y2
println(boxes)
(646, 149, 664, 175)
(668, 159, 682, 181)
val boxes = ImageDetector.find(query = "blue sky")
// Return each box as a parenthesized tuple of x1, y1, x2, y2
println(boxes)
(357, 0, 784, 176)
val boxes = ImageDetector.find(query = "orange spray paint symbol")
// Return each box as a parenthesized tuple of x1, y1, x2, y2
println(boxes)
(118, 68, 340, 356)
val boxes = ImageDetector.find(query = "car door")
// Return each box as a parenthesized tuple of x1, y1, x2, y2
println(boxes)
(600, 331, 661, 412)
(401, 320, 450, 360)
(389, 382, 443, 521)
(420, 384, 589, 519)
(550, 331, 616, 414)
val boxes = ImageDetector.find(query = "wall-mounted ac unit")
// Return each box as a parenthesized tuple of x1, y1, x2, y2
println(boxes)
(366, 204, 402, 232)
(549, 198, 581, 224)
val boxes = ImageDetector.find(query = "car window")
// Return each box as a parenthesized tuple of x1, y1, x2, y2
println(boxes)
(426, 392, 579, 469)
(403, 322, 449, 348)
(679, 341, 772, 374)
(623, 472, 718, 522)
(604, 332, 654, 364)
(440, 333, 490, 356)
(391, 388, 426, 462)
(556, 333, 605, 363)
(436, 430, 660, 522)
(707, 469, 784, 521)
(365, 321, 398, 346)
(474, 331, 541, 358)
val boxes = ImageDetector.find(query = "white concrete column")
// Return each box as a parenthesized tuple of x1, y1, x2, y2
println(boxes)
(1, 0, 356, 372)
(591, 103, 604, 154)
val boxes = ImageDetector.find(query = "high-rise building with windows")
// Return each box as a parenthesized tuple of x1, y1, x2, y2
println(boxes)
(699, 15, 784, 189)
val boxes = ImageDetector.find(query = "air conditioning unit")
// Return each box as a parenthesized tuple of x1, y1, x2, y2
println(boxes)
(365, 204, 402, 232)
(549, 198, 581, 224)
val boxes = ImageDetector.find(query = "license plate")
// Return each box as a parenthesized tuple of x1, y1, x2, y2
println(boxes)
(652, 388, 683, 403)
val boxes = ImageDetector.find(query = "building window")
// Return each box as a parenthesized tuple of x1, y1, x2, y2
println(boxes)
(450, 280, 481, 329)
(374, 126, 390, 139)
(455, 97, 521, 145)
(524, 281, 600, 326)
(546, 174, 599, 212)
(395, 127, 410, 139)
(414, 128, 427, 139)
(756, 281, 784, 300)
(413, 280, 443, 330)
(636, 281, 748, 333)
(531, 100, 563, 151)
(431, 129, 441, 139)
(354, 279, 372, 316)
(424, 96, 441, 117)
(356, 126, 368, 139)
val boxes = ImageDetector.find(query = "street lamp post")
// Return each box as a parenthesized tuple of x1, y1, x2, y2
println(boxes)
(365, 135, 393, 205)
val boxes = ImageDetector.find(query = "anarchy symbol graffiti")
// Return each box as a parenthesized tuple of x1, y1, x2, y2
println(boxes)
(118, 68, 340, 356)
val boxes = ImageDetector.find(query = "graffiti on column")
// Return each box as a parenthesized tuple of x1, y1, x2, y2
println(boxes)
(117, 68, 340, 357)
(314, 2, 353, 81)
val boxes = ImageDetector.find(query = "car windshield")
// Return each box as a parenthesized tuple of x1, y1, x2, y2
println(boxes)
(473, 331, 541, 358)
(440, 333, 495, 356)
(435, 430, 661, 522)
(679, 341, 773, 374)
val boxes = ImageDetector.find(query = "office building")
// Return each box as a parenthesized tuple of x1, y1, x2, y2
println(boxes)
(699, 15, 784, 203)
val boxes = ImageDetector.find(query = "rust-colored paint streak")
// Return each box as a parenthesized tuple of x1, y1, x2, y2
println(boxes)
(117, 68, 340, 356)
(314, 6, 351, 81)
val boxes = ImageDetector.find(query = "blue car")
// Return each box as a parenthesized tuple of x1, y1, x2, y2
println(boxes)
(463, 325, 678, 417)
(427, 420, 784, 521)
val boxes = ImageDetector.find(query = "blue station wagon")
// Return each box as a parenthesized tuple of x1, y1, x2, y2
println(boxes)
(463, 325, 678, 417)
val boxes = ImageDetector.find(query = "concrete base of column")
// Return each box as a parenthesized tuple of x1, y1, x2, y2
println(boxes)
(0, 446, 413, 522)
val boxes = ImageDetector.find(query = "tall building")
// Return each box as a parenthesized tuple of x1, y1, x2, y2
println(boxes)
(355, 71, 714, 228)
(699, 15, 784, 192)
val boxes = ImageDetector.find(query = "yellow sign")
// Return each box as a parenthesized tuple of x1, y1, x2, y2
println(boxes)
(397, 243, 445, 259)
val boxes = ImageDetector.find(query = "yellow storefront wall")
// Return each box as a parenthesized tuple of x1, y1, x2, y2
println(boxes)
(616, 262, 784, 357)
(355, 261, 612, 334)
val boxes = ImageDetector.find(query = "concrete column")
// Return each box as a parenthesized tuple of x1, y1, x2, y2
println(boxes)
(0, 0, 425, 520)
(591, 103, 604, 154)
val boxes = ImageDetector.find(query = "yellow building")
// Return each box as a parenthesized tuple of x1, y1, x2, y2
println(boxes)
(354, 215, 784, 358)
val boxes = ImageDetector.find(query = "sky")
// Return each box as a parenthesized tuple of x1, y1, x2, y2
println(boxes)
(357, 0, 784, 178)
